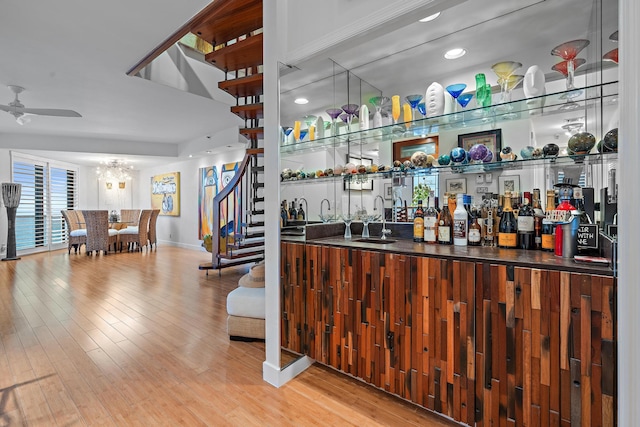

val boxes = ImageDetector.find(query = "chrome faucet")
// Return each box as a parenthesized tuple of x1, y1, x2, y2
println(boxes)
(299, 197, 309, 225)
(320, 198, 331, 222)
(374, 195, 391, 240)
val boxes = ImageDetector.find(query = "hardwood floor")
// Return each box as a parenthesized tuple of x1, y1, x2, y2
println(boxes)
(0, 246, 459, 426)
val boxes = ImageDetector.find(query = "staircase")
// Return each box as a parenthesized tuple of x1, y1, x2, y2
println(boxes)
(194, 0, 265, 272)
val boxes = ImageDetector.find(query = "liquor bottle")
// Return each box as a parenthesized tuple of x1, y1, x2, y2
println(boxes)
(493, 194, 502, 245)
(413, 200, 425, 242)
(541, 190, 556, 251)
(280, 201, 289, 227)
(481, 195, 494, 247)
(468, 212, 482, 246)
(424, 197, 438, 244)
(289, 201, 297, 220)
(532, 189, 544, 250)
(517, 196, 535, 249)
(453, 193, 468, 246)
(438, 203, 453, 245)
(297, 203, 305, 221)
(498, 191, 518, 248)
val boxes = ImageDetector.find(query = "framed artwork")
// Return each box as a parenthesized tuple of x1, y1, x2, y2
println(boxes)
(393, 136, 439, 162)
(499, 175, 520, 195)
(446, 177, 467, 194)
(344, 155, 373, 191)
(151, 172, 180, 216)
(457, 129, 502, 156)
(383, 183, 393, 200)
(198, 165, 218, 239)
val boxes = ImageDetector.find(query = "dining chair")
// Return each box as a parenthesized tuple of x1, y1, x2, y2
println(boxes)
(148, 209, 160, 250)
(118, 209, 152, 252)
(120, 209, 141, 226)
(82, 210, 118, 255)
(61, 210, 86, 254)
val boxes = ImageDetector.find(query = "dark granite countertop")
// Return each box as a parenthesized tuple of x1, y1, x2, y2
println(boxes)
(281, 222, 615, 277)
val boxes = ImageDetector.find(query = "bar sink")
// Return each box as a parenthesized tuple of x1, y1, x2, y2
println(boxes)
(354, 238, 397, 244)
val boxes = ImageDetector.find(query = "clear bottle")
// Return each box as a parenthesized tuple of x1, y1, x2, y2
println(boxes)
(532, 189, 544, 250)
(498, 191, 518, 248)
(423, 196, 438, 244)
(438, 204, 453, 245)
(453, 193, 468, 246)
(413, 200, 424, 242)
(517, 197, 535, 250)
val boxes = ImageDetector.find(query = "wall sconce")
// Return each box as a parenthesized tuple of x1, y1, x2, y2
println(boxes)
(106, 182, 113, 190)
(119, 182, 126, 189)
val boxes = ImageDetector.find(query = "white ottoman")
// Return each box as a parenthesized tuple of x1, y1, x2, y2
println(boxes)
(226, 262, 266, 340)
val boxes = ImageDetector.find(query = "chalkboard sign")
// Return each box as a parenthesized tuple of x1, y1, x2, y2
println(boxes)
(577, 224, 599, 250)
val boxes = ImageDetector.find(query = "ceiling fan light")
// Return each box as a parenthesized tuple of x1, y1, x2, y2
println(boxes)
(16, 114, 31, 125)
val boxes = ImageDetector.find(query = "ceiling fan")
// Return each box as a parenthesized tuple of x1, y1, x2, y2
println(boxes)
(0, 85, 82, 125)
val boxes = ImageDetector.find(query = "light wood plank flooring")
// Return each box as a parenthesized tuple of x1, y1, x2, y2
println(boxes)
(0, 246, 459, 426)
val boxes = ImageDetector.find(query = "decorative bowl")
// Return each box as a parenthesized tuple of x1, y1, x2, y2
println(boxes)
(603, 128, 618, 151)
(543, 143, 560, 157)
(567, 132, 596, 154)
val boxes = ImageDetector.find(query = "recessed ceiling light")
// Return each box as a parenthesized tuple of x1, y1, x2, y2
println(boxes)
(206, 150, 212, 154)
(444, 48, 466, 59)
(189, 154, 193, 158)
(419, 12, 441, 22)
(294, 98, 309, 105)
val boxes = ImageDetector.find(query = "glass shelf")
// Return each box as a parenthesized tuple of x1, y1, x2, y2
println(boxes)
(280, 81, 618, 155)
(280, 152, 618, 184)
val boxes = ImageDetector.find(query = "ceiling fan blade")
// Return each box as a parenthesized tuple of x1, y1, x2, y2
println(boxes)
(19, 107, 82, 118)
(0, 104, 13, 113)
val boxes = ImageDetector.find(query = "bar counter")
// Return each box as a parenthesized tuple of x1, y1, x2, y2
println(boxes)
(280, 222, 617, 426)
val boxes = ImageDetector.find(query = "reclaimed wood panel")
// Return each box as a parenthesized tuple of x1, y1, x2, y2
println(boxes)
(280, 242, 617, 426)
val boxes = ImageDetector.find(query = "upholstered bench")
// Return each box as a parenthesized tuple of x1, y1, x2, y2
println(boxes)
(226, 262, 265, 340)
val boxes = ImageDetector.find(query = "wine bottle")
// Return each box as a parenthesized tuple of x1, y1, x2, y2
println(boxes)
(532, 189, 544, 250)
(498, 191, 518, 248)
(424, 197, 438, 244)
(289, 201, 297, 220)
(517, 196, 535, 250)
(468, 212, 482, 246)
(297, 203, 305, 221)
(453, 193, 468, 246)
(541, 190, 556, 251)
(438, 204, 453, 245)
(413, 200, 425, 242)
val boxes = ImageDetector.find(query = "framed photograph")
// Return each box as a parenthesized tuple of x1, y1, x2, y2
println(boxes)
(498, 175, 520, 195)
(344, 155, 373, 191)
(383, 183, 393, 200)
(446, 177, 467, 194)
(393, 136, 439, 162)
(457, 129, 503, 156)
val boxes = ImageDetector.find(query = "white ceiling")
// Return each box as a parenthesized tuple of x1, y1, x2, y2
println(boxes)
(0, 0, 619, 169)
(0, 0, 238, 168)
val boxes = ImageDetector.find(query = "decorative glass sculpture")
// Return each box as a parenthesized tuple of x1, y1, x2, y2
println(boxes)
(406, 94, 423, 124)
(326, 108, 343, 138)
(445, 84, 467, 119)
(341, 104, 359, 133)
(391, 95, 401, 125)
(492, 61, 522, 104)
(551, 39, 590, 96)
(368, 96, 389, 129)
(603, 48, 618, 64)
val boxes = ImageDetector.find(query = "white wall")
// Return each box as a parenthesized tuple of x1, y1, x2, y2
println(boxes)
(135, 148, 246, 251)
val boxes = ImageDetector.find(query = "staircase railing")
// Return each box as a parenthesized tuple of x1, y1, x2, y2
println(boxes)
(211, 148, 264, 269)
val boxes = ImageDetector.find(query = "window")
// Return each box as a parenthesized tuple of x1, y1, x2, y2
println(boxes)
(11, 153, 79, 254)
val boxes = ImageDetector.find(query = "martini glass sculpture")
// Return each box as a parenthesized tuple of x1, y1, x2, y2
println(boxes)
(501, 74, 524, 119)
(603, 48, 618, 64)
(341, 104, 359, 133)
(298, 129, 308, 142)
(417, 102, 426, 117)
(456, 93, 474, 126)
(326, 108, 343, 138)
(445, 84, 467, 120)
(492, 61, 522, 105)
(406, 94, 423, 125)
(551, 39, 590, 95)
(302, 115, 317, 141)
(552, 58, 587, 110)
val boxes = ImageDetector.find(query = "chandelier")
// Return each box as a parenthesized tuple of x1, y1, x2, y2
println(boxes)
(96, 160, 132, 189)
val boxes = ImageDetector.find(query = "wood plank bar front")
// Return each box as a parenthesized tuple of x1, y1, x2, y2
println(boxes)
(280, 242, 617, 426)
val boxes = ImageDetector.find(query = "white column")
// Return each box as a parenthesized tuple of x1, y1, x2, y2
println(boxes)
(617, 0, 639, 423)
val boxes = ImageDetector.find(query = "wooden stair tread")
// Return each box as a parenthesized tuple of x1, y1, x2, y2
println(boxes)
(218, 249, 264, 260)
(219, 74, 263, 98)
(191, 0, 263, 46)
(231, 103, 264, 120)
(206, 33, 263, 72)
(240, 127, 264, 139)
(229, 240, 264, 250)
